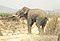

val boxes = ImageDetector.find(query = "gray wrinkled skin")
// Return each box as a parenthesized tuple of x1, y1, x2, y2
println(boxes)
(16, 7, 48, 34)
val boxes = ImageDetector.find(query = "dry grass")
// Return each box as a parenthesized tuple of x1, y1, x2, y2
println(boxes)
(0, 15, 60, 41)
(44, 15, 60, 35)
(0, 19, 28, 35)
(0, 15, 60, 35)
(0, 16, 60, 35)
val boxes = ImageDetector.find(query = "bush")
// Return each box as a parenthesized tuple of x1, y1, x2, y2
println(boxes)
(45, 15, 59, 35)
(0, 13, 13, 17)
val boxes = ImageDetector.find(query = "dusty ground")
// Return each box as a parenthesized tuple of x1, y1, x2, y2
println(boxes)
(0, 34, 58, 41)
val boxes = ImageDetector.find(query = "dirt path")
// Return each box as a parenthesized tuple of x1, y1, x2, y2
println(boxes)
(0, 34, 58, 41)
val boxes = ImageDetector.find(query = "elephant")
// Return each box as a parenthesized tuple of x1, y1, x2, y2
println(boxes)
(15, 7, 48, 34)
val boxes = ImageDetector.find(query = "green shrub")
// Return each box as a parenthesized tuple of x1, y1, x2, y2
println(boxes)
(0, 13, 13, 17)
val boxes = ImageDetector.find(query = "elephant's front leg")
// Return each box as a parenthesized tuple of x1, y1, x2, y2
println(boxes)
(27, 19, 34, 34)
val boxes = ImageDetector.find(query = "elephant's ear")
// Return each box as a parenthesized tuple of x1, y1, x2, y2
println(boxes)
(24, 9, 29, 14)
(24, 9, 30, 14)
(22, 7, 30, 14)
(24, 11, 27, 14)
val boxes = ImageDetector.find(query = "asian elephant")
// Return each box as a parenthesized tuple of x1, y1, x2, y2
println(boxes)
(15, 7, 48, 34)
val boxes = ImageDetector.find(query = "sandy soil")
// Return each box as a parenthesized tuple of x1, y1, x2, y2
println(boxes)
(0, 34, 58, 41)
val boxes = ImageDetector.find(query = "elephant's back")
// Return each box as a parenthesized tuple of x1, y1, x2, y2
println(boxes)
(28, 9, 47, 18)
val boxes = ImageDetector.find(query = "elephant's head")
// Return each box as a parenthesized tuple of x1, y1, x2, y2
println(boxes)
(15, 7, 30, 19)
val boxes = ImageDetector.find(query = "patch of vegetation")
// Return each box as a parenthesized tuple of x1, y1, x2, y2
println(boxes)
(0, 13, 13, 17)
(45, 15, 59, 35)
(0, 13, 20, 21)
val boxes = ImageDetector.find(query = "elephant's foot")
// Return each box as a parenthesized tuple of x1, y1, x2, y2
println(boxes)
(27, 33, 31, 34)
(27, 32, 32, 34)
(28, 29, 32, 34)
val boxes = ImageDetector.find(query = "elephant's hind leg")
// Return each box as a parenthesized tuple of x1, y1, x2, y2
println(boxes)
(36, 18, 41, 34)
(36, 18, 44, 34)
